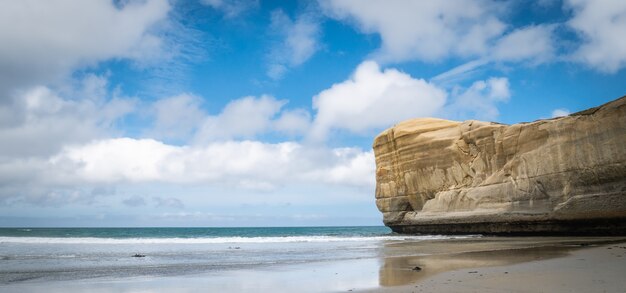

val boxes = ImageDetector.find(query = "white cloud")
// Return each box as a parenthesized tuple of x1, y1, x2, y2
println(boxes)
(434, 25, 555, 84)
(194, 95, 310, 142)
(491, 25, 555, 63)
(319, 0, 506, 62)
(487, 77, 511, 100)
(200, 0, 259, 18)
(194, 95, 285, 142)
(0, 75, 135, 158)
(308, 148, 375, 187)
(0, 0, 170, 96)
(149, 94, 205, 142)
(551, 108, 570, 118)
(43, 138, 374, 192)
(310, 61, 447, 140)
(431, 58, 491, 85)
(0, 82, 361, 206)
(51, 138, 180, 183)
(0, 87, 308, 163)
(267, 64, 288, 80)
(446, 77, 511, 121)
(273, 109, 312, 135)
(267, 9, 321, 79)
(566, 0, 626, 73)
(320, 0, 557, 85)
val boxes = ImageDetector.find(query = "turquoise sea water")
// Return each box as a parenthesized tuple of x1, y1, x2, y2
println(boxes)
(0, 226, 464, 285)
(0, 226, 392, 239)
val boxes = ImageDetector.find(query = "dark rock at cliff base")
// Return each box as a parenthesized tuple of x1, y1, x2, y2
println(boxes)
(373, 96, 626, 235)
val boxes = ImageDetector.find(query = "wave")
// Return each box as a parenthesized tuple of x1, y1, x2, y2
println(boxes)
(0, 235, 475, 244)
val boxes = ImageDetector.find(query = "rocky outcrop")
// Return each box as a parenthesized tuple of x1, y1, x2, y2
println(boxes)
(373, 96, 626, 235)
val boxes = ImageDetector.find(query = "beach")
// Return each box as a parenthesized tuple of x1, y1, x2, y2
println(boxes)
(1, 228, 625, 292)
(367, 238, 626, 293)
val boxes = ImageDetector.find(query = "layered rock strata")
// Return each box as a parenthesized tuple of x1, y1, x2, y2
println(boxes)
(374, 96, 626, 235)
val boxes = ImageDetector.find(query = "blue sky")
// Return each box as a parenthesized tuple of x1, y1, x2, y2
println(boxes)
(0, 0, 625, 227)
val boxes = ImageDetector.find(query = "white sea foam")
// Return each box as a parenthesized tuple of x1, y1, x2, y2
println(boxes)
(0, 235, 474, 244)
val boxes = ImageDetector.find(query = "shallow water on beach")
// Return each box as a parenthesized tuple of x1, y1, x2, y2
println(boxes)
(0, 226, 471, 285)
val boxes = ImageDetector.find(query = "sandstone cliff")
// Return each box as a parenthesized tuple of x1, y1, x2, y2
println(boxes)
(374, 96, 626, 235)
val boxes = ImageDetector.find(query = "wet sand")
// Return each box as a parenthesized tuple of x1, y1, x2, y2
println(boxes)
(2, 236, 625, 292)
(368, 237, 626, 293)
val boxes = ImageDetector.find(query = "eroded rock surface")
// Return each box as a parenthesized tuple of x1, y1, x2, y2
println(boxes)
(374, 96, 626, 235)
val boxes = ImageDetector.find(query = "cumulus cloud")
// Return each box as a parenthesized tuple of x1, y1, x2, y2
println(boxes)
(149, 94, 206, 142)
(566, 0, 626, 73)
(0, 81, 364, 207)
(0, 75, 135, 158)
(194, 95, 310, 142)
(195, 95, 284, 141)
(320, 0, 507, 62)
(491, 25, 556, 63)
(0, 138, 376, 206)
(46, 138, 373, 189)
(196, 96, 287, 141)
(267, 9, 321, 79)
(320, 0, 559, 85)
(0, 0, 170, 97)
(0, 74, 138, 206)
(446, 77, 511, 121)
(321, 0, 626, 76)
(310, 61, 447, 140)
(306, 148, 375, 187)
(273, 109, 312, 136)
(51, 138, 180, 183)
(551, 108, 571, 118)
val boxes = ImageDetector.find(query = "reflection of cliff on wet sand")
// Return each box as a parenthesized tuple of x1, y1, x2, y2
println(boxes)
(378, 237, 624, 287)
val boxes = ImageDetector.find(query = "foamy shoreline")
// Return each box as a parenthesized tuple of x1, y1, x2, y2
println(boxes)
(0, 234, 472, 244)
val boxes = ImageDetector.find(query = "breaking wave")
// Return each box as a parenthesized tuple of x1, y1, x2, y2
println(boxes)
(0, 234, 474, 244)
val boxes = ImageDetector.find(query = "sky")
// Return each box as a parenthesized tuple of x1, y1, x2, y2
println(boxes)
(0, 0, 625, 227)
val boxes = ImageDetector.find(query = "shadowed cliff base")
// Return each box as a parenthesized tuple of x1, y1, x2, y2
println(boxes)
(389, 218, 626, 235)
(374, 95, 626, 235)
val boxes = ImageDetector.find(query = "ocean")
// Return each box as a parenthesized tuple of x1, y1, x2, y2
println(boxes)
(0, 226, 463, 287)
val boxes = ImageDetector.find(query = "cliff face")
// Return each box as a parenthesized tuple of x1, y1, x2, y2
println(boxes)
(373, 96, 626, 235)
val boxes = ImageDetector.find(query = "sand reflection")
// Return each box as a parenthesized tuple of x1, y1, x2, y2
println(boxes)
(377, 237, 618, 287)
